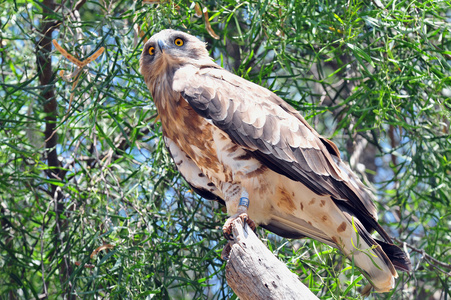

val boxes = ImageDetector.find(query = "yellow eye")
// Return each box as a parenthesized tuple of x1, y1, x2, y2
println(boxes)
(148, 46, 155, 56)
(174, 38, 184, 47)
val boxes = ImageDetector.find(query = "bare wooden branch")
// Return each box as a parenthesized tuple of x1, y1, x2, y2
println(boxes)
(225, 219, 319, 300)
(393, 237, 451, 276)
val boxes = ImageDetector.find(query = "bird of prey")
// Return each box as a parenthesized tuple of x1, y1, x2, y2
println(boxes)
(140, 29, 411, 293)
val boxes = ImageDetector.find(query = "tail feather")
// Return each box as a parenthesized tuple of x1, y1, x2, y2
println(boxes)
(342, 211, 398, 277)
(339, 204, 411, 272)
(376, 239, 412, 272)
(263, 205, 411, 293)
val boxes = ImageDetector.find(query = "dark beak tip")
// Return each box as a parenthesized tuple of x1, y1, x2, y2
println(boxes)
(157, 40, 167, 52)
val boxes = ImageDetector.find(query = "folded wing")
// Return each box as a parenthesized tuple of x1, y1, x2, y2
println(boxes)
(172, 65, 411, 272)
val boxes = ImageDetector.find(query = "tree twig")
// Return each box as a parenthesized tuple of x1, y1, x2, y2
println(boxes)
(393, 237, 451, 277)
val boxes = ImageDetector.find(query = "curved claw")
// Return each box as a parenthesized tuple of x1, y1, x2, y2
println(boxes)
(221, 242, 232, 260)
(222, 213, 257, 240)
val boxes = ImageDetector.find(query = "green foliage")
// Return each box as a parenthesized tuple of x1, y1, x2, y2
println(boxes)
(0, 0, 450, 299)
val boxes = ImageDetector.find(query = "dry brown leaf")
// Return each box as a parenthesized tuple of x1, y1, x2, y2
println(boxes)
(203, 7, 219, 40)
(90, 244, 115, 259)
(194, 2, 202, 17)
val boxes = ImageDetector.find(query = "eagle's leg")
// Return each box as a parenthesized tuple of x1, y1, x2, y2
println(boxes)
(222, 189, 256, 240)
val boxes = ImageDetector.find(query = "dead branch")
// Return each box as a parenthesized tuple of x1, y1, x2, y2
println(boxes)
(393, 237, 451, 277)
(224, 219, 319, 300)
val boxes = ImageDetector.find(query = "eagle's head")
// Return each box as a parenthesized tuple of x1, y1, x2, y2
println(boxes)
(140, 29, 214, 92)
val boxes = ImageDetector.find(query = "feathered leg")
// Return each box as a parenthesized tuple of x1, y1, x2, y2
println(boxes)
(222, 189, 256, 240)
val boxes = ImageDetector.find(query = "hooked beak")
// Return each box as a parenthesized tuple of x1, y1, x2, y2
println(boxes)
(157, 39, 168, 52)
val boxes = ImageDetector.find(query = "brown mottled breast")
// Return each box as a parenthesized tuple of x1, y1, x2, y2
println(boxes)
(155, 90, 229, 181)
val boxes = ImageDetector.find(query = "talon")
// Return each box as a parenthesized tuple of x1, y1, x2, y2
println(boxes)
(222, 213, 257, 240)
(222, 219, 235, 240)
(221, 242, 232, 260)
(242, 214, 257, 233)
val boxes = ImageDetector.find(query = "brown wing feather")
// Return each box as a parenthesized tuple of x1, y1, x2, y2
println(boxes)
(173, 65, 392, 242)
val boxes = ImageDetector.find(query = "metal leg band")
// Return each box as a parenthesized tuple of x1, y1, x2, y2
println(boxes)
(239, 197, 250, 208)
